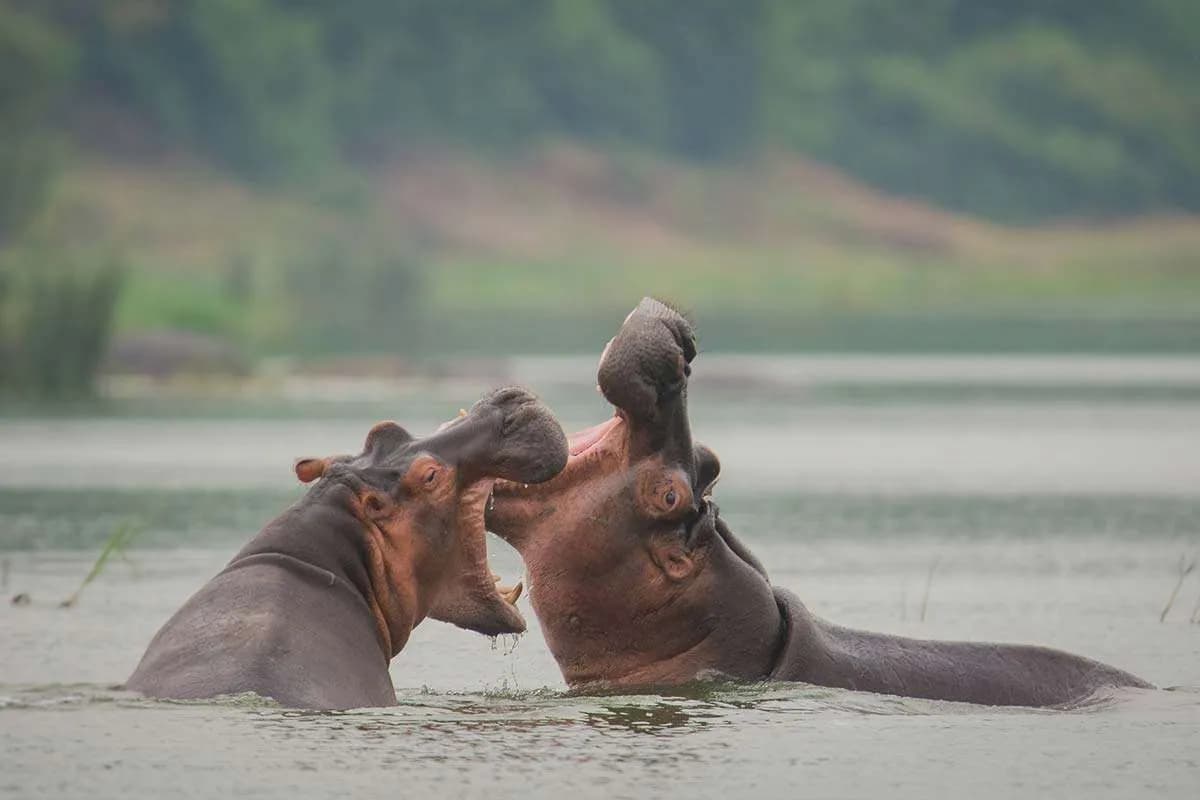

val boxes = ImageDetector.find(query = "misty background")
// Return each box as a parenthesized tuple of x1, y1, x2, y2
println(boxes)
(1, 0, 1198, 401)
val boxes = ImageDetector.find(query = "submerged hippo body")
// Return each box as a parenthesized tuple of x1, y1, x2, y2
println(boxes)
(489, 299, 1151, 706)
(769, 587, 1150, 706)
(127, 388, 566, 710)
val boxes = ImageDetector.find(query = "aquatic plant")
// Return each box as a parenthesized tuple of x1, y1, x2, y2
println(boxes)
(1159, 554, 1196, 623)
(919, 557, 940, 622)
(60, 521, 139, 608)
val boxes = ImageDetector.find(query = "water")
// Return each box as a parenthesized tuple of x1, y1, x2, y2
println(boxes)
(2, 356, 1199, 798)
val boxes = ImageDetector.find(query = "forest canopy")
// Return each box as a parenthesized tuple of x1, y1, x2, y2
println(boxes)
(3, 0, 1199, 221)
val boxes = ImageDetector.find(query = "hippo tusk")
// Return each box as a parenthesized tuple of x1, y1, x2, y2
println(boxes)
(495, 581, 523, 605)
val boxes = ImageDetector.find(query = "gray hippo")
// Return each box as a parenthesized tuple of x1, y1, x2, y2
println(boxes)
(127, 387, 567, 709)
(487, 299, 1151, 706)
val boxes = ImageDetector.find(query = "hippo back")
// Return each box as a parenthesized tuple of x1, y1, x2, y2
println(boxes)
(126, 553, 395, 710)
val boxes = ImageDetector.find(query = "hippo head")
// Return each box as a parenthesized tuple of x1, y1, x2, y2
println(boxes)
(488, 299, 731, 686)
(295, 387, 567, 654)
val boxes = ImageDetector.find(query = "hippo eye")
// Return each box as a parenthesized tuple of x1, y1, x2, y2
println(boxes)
(664, 489, 678, 508)
(424, 467, 438, 485)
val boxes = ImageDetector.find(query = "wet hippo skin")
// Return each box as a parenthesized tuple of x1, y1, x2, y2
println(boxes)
(767, 550, 1149, 706)
(488, 299, 1151, 706)
(126, 387, 567, 709)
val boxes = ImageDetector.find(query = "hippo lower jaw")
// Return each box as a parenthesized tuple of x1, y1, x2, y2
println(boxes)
(428, 476, 526, 634)
(464, 481, 519, 607)
(312, 460, 527, 638)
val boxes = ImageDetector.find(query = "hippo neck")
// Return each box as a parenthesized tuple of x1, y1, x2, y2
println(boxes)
(613, 527, 784, 686)
(645, 518, 1149, 705)
(689, 532, 786, 680)
(232, 485, 406, 661)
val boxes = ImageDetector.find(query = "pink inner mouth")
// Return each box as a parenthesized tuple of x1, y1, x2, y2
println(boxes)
(568, 415, 622, 457)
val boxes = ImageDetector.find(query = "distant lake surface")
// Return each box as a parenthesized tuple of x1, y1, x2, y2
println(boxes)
(2, 355, 1198, 799)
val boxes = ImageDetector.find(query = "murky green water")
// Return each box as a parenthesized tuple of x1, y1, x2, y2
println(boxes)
(3, 357, 1199, 798)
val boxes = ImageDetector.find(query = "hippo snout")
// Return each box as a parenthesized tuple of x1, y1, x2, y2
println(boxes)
(469, 387, 568, 484)
(597, 297, 697, 421)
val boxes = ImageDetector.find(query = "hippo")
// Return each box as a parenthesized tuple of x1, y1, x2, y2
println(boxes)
(488, 298, 1152, 706)
(127, 387, 567, 709)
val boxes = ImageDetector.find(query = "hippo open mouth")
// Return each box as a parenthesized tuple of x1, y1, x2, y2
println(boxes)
(446, 475, 527, 628)
(126, 386, 568, 709)
(287, 386, 568, 639)
(485, 299, 740, 686)
(489, 413, 627, 512)
(567, 415, 623, 457)
(409, 387, 567, 635)
(489, 298, 712, 516)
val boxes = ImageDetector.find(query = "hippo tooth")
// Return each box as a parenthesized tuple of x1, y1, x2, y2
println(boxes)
(497, 581, 523, 605)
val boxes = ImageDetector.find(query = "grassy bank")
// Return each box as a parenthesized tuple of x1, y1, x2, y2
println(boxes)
(51, 147, 1200, 356)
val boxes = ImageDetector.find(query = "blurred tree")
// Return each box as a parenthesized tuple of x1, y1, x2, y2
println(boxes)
(760, 0, 1200, 219)
(9, 0, 1200, 219)
(0, 251, 124, 399)
(283, 233, 426, 354)
(0, 5, 73, 246)
(287, 0, 666, 153)
(52, 0, 335, 180)
(610, 0, 765, 158)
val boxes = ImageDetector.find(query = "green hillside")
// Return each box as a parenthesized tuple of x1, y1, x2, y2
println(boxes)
(50, 148, 1200, 355)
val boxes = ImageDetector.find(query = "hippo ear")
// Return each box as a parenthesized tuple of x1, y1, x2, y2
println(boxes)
(363, 421, 414, 461)
(648, 530, 702, 582)
(295, 457, 327, 483)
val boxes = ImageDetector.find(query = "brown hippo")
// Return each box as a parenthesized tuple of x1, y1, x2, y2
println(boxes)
(488, 298, 1152, 706)
(127, 387, 567, 710)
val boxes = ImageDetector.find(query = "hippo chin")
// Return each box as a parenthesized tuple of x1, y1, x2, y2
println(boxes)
(127, 387, 567, 710)
(488, 298, 1152, 707)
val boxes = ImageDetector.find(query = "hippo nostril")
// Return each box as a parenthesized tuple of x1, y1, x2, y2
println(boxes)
(638, 298, 697, 363)
(488, 386, 536, 415)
